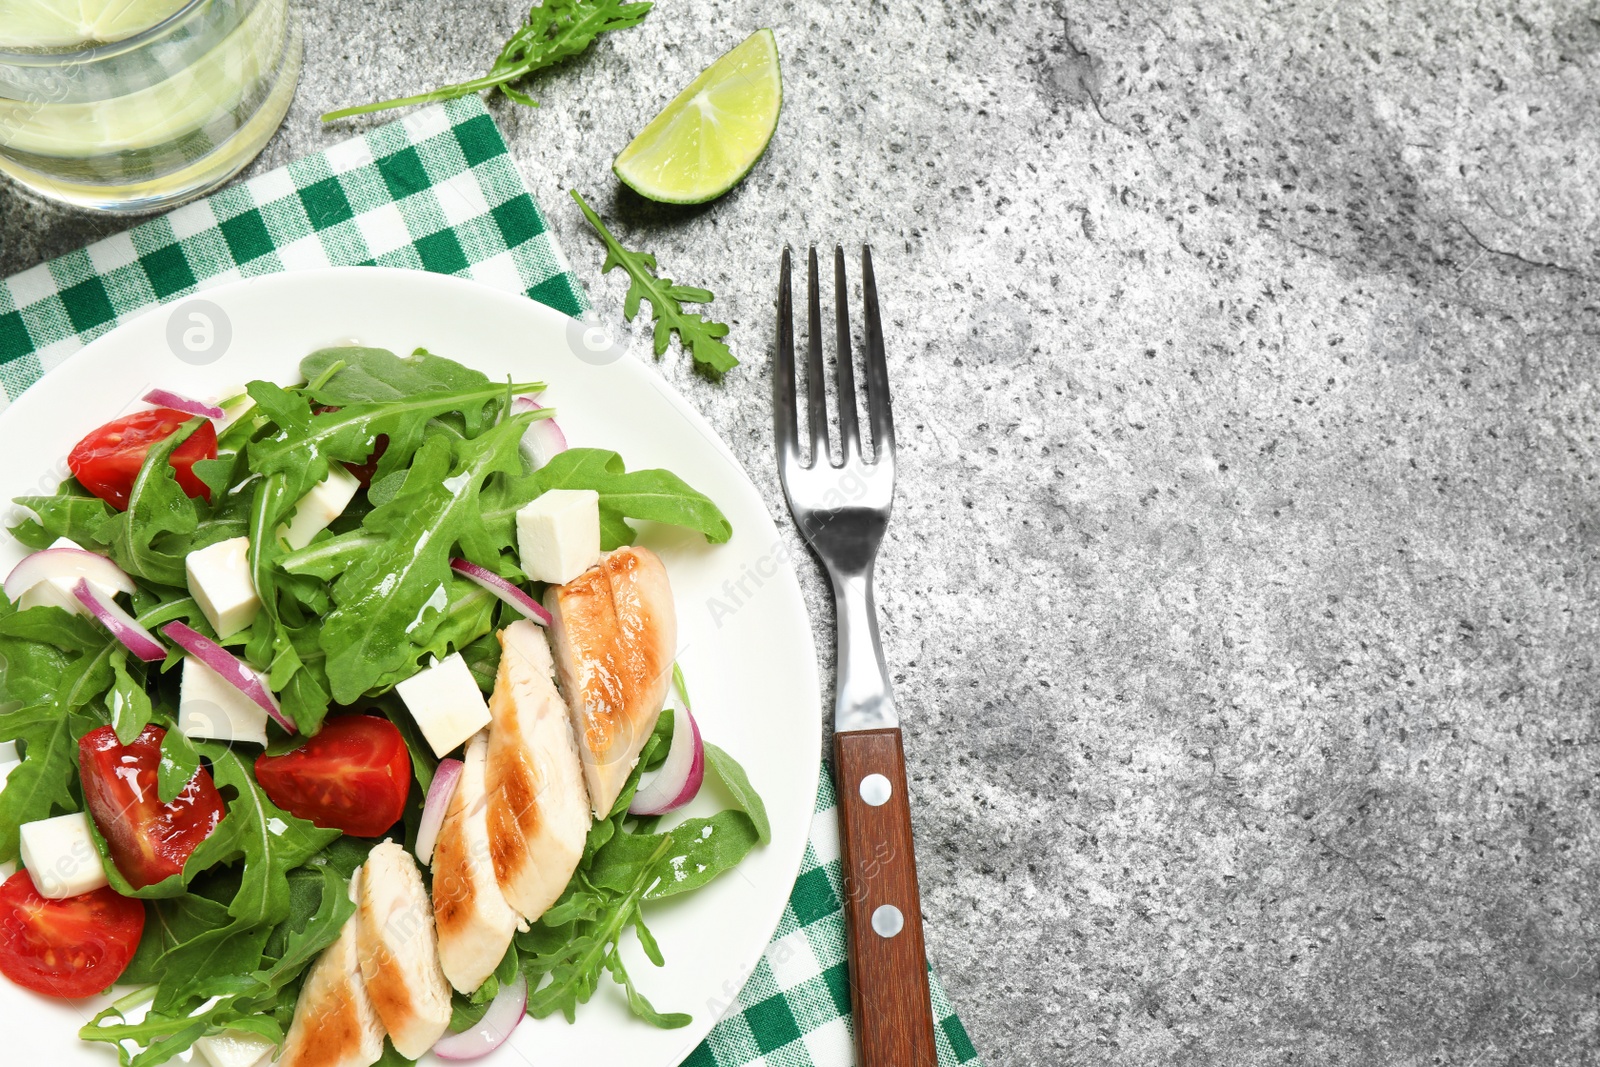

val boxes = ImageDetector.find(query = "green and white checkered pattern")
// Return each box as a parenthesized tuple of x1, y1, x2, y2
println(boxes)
(692, 765, 981, 1067)
(0, 95, 588, 409)
(0, 98, 980, 1066)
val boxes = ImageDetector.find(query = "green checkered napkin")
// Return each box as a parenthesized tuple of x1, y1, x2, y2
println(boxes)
(0, 96, 980, 1067)
(0, 96, 587, 408)
(707, 765, 980, 1067)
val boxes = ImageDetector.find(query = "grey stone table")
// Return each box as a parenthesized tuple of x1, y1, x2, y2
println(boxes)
(4, 1, 1600, 1063)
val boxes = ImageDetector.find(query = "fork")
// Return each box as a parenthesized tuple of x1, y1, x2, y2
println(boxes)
(774, 246, 939, 1067)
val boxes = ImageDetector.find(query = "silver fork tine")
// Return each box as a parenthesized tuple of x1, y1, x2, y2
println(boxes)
(805, 247, 830, 468)
(773, 247, 799, 469)
(861, 246, 895, 460)
(833, 246, 861, 462)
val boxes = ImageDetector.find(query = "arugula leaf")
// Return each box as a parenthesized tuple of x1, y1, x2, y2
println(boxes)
(321, 0, 652, 120)
(248, 380, 532, 503)
(107, 650, 156, 745)
(450, 990, 495, 1032)
(301, 347, 499, 404)
(460, 630, 502, 694)
(151, 922, 274, 1012)
(246, 865, 353, 987)
(0, 599, 117, 859)
(81, 865, 354, 1067)
(603, 932, 691, 1028)
(419, 581, 498, 660)
(366, 470, 407, 508)
(245, 381, 312, 435)
(120, 893, 232, 986)
(570, 190, 737, 374)
(592, 809, 763, 901)
(479, 448, 732, 554)
(542, 448, 732, 545)
(522, 833, 686, 1026)
(246, 472, 294, 627)
(82, 743, 341, 1011)
(515, 717, 766, 1028)
(266, 624, 334, 735)
(0, 703, 96, 861)
(703, 743, 771, 844)
(92, 418, 207, 587)
(156, 728, 201, 805)
(189, 452, 242, 505)
(199, 743, 342, 931)
(320, 418, 528, 703)
(0, 600, 104, 651)
(293, 445, 732, 578)
(10, 487, 117, 550)
(278, 529, 380, 580)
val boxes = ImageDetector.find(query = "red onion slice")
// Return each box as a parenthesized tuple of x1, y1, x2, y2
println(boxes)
(432, 969, 527, 1060)
(73, 580, 165, 663)
(629, 707, 705, 816)
(449, 559, 552, 626)
(513, 399, 566, 471)
(143, 389, 225, 420)
(4, 547, 136, 603)
(416, 757, 464, 866)
(160, 622, 296, 734)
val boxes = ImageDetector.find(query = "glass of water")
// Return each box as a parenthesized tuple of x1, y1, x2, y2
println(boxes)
(0, 0, 301, 213)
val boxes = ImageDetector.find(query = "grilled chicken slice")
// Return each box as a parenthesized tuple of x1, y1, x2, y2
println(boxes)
(543, 545, 677, 818)
(432, 729, 520, 993)
(356, 841, 452, 1058)
(278, 869, 385, 1067)
(486, 620, 592, 921)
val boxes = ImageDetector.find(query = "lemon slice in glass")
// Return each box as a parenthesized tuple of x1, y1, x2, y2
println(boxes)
(613, 28, 782, 205)
(0, 0, 188, 49)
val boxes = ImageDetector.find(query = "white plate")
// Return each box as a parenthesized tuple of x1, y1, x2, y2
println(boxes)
(0, 267, 821, 1067)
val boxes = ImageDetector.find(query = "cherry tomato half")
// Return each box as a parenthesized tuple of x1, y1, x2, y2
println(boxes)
(79, 725, 226, 890)
(0, 870, 144, 999)
(67, 408, 218, 511)
(254, 714, 411, 837)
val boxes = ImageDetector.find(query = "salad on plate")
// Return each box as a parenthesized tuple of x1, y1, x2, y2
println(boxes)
(0, 345, 770, 1067)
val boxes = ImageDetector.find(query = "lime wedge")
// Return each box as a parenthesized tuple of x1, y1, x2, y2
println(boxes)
(0, 0, 187, 49)
(613, 28, 782, 205)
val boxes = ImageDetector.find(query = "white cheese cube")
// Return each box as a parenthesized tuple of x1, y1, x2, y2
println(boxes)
(185, 536, 261, 638)
(194, 1030, 276, 1067)
(17, 537, 118, 616)
(179, 657, 270, 746)
(278, 466, 362, 550)
(395, 652, 492, 757)
(516, 489, 601, 585)
(19, 812, 108, 899)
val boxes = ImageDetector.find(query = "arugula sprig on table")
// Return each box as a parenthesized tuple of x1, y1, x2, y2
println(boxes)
(571, 190, 739, 375)
(321, 0, 653, 121)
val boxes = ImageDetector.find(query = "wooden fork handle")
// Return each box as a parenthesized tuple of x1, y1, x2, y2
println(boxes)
(833, 727, 939, 1067)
